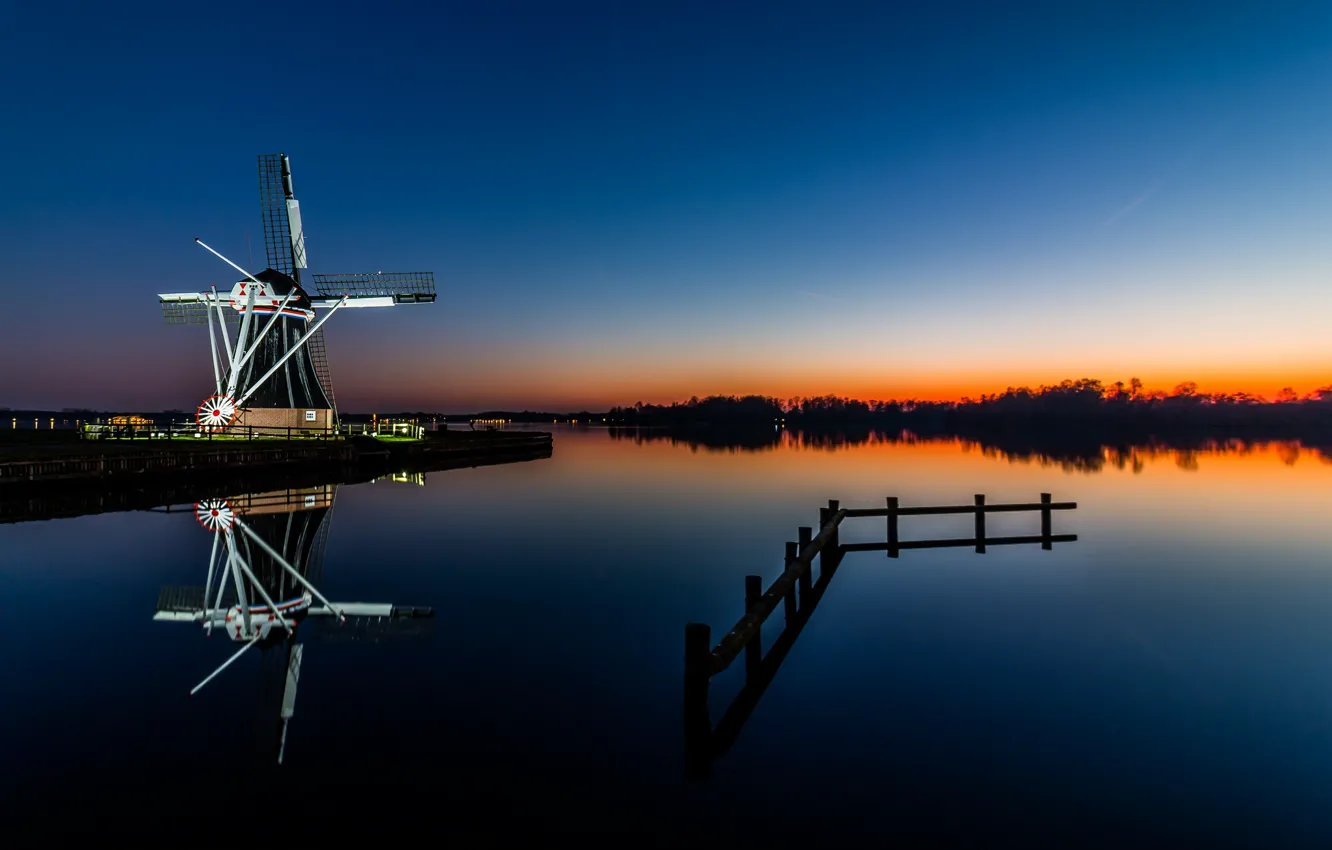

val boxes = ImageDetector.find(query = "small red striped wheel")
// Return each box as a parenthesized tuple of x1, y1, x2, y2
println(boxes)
(195, 499, 234, 532)
(197, 395, 238, 431)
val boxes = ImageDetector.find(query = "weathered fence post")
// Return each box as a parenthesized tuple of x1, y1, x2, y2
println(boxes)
(795, 529, 812, 597)
(887, 496, 899, 558)
(975, 494, 986, 553)
(744, 575, 762, 680)
(784, 543, 799, 622)
(683, 622, 712, 779)
(1040, 492, 1053, 550)
(823, 501, 840, 574)
(817, 508, 830, 574)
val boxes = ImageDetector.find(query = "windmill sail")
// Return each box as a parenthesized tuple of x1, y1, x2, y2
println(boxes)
(259, 154, 300, 280)
(313, 272, 436, 304)
(160, 294, 241, 325)
(244, 154, 332, 411)
(305, 327, 337, 417)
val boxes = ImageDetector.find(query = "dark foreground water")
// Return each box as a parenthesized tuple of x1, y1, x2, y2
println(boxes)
(4, 427, 1332, 843)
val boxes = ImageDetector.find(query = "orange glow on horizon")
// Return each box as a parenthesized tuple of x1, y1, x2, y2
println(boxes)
(821, 373, 1332, 404)
(333, 346, 1332, 410)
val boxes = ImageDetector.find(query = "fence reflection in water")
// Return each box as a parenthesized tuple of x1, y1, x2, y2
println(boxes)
(685, 493, 1078, 779)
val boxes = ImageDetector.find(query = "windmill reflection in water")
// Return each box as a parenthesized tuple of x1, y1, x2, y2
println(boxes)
(153, 484, 432, 763)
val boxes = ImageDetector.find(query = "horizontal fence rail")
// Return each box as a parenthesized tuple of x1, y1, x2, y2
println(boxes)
(72, 420, 428, 442)
(841, 500, 1077, 517)
(684, 493, 1077, 779)
(842, 534, 1078, 552)
(80, 423, 342, 441)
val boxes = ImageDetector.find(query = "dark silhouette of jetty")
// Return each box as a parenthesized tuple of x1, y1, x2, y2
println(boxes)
(685, 493, 1077, 779)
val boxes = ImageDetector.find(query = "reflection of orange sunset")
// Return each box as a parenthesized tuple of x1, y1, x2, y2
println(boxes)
(558, 430, 1332, 484)
(522, 431, 1332, 556)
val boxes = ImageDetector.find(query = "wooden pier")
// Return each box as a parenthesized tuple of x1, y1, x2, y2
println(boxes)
(685, 493, 1077, 779)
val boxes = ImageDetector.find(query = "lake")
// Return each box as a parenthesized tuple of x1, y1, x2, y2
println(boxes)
(4, 427, 1332, 843)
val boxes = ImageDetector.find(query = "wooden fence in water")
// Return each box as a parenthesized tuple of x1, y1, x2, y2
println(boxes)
(684, 493, 1077, 779)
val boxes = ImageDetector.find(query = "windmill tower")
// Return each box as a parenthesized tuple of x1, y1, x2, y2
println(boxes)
(158, 153, 436, 431)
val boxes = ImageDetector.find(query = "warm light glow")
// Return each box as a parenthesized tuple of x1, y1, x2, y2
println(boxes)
(322, 348, 1332, 410)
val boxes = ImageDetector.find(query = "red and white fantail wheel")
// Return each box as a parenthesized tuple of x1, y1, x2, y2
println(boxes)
(195, 499, 234, 532)
(196, 394, 238, 430)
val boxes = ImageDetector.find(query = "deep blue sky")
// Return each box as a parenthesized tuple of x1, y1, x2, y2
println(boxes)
(2, 1, 1331, 411)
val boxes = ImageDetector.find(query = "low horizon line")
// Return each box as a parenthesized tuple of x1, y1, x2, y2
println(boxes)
(7, 374, 1332, 418)
(5, 371, 1332, 415)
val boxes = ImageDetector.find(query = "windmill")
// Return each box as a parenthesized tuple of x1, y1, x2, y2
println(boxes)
(154, 485, 433, 763)
(158, 153, 436, 431)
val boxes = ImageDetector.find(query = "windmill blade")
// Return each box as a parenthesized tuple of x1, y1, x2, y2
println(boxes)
(304, 614, 435, 642)
(302, 604, 435, 642)
(258, 153, 305, 280)
(157, 585, 210, 615)
(306, 326, 337, 414)
(311, 272, 435, 304)
(159, 293, 241, 325)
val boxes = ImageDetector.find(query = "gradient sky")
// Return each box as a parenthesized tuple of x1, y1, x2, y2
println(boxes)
(2, 0, 1331, 411)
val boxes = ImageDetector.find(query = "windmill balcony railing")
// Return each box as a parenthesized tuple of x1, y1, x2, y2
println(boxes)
(79, 422, 345, 442)
(75, 420, 429, 442)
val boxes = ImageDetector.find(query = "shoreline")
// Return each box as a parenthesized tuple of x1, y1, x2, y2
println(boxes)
(0, 430, 553, 523)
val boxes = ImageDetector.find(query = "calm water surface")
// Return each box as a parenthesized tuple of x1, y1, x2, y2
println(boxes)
(4, 428, 1332, 843)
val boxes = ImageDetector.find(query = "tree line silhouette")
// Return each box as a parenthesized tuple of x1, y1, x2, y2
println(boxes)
(605, 378, 1332, 437)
